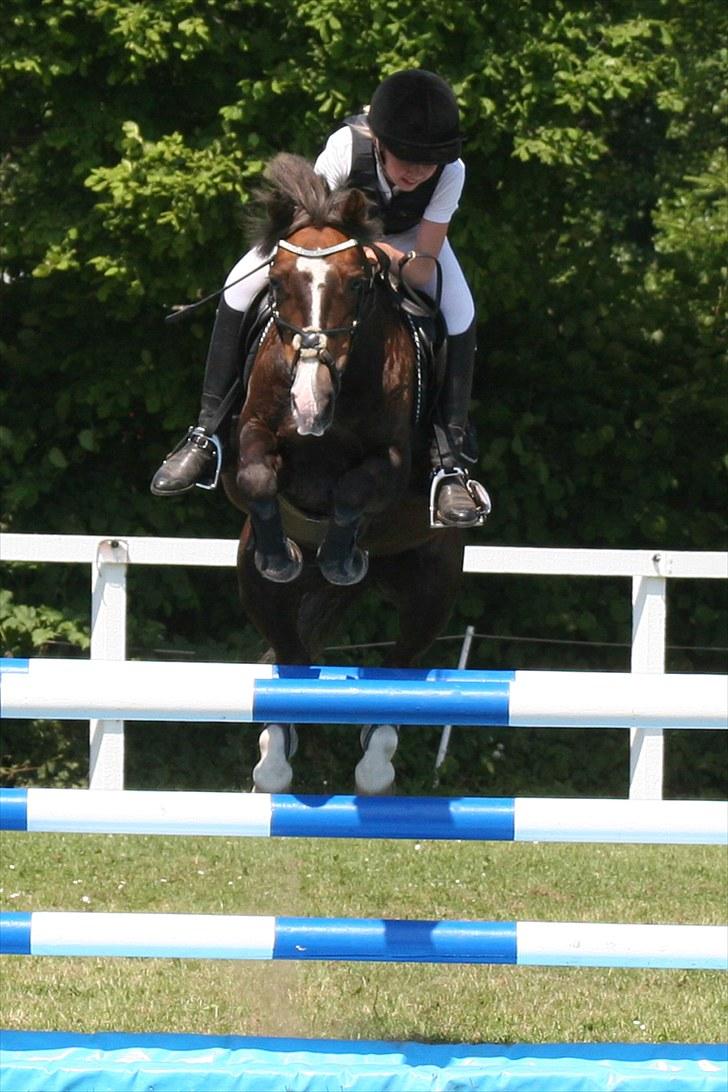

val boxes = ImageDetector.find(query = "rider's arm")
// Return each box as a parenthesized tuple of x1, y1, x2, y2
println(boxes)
(375, 160, 465, 286)
(314, 126, 353, 189)
(374, 220, 449, 288)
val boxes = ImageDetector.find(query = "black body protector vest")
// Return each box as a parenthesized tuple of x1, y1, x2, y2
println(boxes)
(344, 113, 444, 235)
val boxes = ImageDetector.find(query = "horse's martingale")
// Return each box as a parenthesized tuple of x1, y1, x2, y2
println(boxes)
(221, 154, 464, 795)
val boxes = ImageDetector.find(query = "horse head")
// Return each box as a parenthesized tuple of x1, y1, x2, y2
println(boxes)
(250, 154, 383, 437)
(268, 223, 374, 436)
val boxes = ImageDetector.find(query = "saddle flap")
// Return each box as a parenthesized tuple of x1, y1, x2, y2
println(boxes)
(240, 286, 275, 389)
(399, 299, 447, 426)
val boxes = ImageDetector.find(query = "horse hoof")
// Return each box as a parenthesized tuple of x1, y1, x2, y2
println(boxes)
(253, 724, 298, 792)
(317, 545, 369, 586)
(355, 724, 399, 795)
(255, 538, 303, 583)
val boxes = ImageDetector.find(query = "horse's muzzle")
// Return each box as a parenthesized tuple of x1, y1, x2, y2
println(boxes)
(290, 357, 334, 436)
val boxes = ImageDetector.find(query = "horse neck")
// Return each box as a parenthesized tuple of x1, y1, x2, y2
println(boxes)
(340, 289, 417, 430)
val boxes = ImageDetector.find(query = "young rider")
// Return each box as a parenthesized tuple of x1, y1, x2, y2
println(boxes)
(151, 69, 490, 527)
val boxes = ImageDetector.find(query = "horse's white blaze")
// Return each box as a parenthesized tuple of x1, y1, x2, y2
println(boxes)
(290, 256, 332, 435)
(299, 255, 327, 329)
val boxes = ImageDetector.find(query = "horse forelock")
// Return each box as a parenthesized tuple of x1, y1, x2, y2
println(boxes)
(249, 152, 382, 253)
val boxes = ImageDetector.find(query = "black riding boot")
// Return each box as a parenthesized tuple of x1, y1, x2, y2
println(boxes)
(151, 299, 245, 496)
(430, 319, 491, 527)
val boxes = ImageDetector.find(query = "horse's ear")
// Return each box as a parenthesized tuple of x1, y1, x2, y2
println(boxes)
(247, 186, 296, 254)
(332, 187, 382, 241)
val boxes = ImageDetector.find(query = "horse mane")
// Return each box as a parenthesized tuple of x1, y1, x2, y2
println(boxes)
(248, 152, 382, 254)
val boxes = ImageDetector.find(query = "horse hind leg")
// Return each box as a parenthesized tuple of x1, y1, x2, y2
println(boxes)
(353, 537, 463, 796)
(355, 724, 399, 795)
(252, 724, 299, 792)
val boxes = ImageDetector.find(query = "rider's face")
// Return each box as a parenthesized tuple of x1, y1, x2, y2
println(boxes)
(379, 146, 438, 191)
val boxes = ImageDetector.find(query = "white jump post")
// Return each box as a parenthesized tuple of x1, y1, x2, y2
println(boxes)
(463, 545, 728, 800)
(630, 567, 666, 800)
(90, 539, 128, 790)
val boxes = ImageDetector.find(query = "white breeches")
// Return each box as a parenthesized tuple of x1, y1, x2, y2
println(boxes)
(222, 248, 273, 312)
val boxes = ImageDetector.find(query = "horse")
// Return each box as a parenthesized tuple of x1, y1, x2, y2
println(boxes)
(222, 153, 465, 794)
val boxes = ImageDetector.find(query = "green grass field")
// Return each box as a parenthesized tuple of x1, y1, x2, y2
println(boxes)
(1, 830, 726, 1044)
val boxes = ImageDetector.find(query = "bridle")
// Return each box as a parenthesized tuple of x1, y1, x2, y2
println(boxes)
(267, 237, 376, 389)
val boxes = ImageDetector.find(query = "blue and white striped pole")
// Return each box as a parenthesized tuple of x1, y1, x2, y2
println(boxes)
(2, 659, 726, 729)
(2, 789, 726, 844)
(1, 912, 725, 970)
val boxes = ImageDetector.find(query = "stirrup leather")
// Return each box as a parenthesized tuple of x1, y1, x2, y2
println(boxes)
(429, 467, 492, 529)
(165, 426, 222, 491)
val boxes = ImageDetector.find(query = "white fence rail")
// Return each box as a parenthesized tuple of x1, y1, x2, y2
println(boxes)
(2, 534, 726, 798)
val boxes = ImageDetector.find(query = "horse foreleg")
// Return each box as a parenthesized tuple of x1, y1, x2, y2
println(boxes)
(316, 510, 369, 586)
(248, 498, 303, 583)
(317, 450, 406, 586)
(237, 421, 303, 583)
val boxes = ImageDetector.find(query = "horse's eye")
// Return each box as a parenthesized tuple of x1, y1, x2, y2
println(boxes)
(269, 275, 288, 302)
(348, 277, 366, 293)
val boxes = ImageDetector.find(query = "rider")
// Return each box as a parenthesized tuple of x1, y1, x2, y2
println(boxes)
(151, 69, 490, 527)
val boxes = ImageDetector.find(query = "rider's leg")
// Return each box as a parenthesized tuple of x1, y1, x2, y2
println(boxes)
(151, 298, 245, 495)
(151, 248, 271, 497)
(431, 319, 489, 525)
(427, 243, 490, 527)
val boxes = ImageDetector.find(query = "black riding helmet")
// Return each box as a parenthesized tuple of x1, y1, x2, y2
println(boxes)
(368, 69, 462, 164)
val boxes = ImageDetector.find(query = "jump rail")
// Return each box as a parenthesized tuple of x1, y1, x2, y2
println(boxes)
(2, 532, 726, 797)
(3, 658, 726, 728)
(2, 911, 725, 969)
(2, 778, 726, 1088)
(3, 788, 725, 843)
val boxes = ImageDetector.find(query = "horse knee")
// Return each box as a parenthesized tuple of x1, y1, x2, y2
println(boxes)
(236, 462, 277, 502)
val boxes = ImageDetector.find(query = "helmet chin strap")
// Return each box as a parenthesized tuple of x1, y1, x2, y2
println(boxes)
(373, 139, 395, 190)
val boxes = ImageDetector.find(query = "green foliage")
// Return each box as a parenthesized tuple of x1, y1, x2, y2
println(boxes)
(0, 588, 89, 657)
(1, 0, 726, 793)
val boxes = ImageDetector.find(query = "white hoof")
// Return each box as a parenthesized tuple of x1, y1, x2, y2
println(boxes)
(253, 724, 298, 793)
(355, 724, 399, 795)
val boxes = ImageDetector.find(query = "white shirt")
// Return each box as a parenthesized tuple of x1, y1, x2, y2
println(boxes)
(314, 124, 465, 225)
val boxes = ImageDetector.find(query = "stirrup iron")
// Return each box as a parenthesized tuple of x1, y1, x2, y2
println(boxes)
(429, 467, 492, 529)
(165, 426, 223, 490)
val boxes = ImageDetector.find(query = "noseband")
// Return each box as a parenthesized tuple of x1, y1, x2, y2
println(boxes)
(268, 237, 374, 387)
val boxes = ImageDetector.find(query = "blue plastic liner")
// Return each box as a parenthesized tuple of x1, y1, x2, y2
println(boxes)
(1, 1032, 726, 1092)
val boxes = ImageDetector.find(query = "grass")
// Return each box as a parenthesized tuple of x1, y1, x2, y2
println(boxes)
(1, 831, 726, 1044)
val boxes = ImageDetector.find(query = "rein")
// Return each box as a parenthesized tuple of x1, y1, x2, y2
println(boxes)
(164, 255, 273, 325)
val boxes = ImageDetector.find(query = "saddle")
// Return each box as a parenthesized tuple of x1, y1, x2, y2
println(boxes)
(390, 280, 447, 428)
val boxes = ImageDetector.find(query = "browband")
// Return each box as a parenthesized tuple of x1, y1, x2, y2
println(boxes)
(277, 238, 359, 259)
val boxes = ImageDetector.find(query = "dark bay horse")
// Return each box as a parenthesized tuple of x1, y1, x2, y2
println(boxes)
(222, 154, 464, 793)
